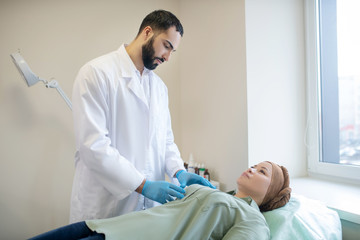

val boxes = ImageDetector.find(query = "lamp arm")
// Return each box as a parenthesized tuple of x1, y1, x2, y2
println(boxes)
(46, 79, 72, 111)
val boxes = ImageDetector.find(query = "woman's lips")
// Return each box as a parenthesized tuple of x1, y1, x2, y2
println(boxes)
(241, 172, 249, 178)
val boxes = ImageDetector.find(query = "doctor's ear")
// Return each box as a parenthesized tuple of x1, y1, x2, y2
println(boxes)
(142, 26, 154, 40)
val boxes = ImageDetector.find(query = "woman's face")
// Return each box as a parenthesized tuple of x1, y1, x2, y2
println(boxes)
(236, 161, 272, 203)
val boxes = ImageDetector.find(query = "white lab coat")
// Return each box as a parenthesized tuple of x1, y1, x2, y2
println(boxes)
(70, 45, 185, 223)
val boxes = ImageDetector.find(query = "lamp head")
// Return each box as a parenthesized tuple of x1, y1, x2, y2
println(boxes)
(10, 52, 41, 87)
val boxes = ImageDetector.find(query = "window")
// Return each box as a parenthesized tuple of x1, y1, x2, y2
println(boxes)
(305, 0, 360, 181)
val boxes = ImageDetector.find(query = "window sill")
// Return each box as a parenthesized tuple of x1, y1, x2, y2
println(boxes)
(291, 176, 360, 224)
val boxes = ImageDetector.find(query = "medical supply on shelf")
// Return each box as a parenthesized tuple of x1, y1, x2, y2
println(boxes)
(187, 153, 195, 173)
(183, 161, 188, 171)
(199, 164, 205, 178)
(195, 163, 199, 175)
(204, 169, 210, 181)
(183, 154, 214, 185)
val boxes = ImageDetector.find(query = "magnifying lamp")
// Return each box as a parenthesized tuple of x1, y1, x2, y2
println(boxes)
(10, 52, 72, 110)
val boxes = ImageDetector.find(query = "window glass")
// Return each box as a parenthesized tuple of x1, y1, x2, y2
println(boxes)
(306, 0, 360, 180)
(337, 0, 360, 166)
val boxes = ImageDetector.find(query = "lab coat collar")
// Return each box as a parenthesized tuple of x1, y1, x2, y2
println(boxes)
(117, 44, 154, 79)
(118, 44, 153, 109)
(117, 44, 137, 78)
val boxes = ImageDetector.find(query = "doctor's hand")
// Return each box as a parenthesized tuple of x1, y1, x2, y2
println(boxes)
(176, 170, 216, 189)
(141, 180, 185, 204)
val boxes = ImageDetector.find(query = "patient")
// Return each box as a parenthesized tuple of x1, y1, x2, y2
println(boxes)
(29, 161, 291, 240)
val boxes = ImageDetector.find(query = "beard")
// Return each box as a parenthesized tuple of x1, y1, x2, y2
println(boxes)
(142, 37, 164, 70)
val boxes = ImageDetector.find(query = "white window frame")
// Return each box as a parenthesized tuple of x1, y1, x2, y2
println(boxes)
(305, 0, 360, 182)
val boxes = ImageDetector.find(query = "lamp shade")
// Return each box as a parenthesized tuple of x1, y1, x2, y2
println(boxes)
(10, 52, 41, 87)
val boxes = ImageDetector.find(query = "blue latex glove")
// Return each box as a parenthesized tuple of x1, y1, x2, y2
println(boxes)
(141, 180, 185, 204)
(176, 170, 216, 189)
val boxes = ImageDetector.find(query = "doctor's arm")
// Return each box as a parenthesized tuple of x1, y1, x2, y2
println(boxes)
(73, 65, 145, 199)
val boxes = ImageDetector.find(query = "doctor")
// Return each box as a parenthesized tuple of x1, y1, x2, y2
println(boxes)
(70, 10, 214, 223)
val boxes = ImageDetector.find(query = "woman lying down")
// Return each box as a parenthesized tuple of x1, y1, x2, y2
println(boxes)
(29, 161, 291, 240)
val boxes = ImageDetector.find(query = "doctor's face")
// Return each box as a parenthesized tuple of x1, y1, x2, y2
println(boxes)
(236, 161, 272, 203)
(142, 26, 181, 70)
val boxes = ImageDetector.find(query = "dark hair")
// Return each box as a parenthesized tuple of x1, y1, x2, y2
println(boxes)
(137, 10, 184, 37)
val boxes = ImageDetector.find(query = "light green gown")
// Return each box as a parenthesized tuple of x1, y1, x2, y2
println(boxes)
(86, 184, 270, 240)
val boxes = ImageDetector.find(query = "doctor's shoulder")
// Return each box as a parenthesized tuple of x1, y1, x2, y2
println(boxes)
(77, 51, 121, 83)
(86, 51, 120, 74)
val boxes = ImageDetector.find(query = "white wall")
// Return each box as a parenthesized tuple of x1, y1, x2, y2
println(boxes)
(178, 0, 248, 191)
(0, 0, 180, 239)
(245, 0, 307, 177)
(178, 0, 307, 191)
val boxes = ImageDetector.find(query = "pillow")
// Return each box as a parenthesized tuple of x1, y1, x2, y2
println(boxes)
(262, 193, 342, 240)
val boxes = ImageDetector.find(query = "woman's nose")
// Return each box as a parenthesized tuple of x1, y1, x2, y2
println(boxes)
(248, 168, 257, 173)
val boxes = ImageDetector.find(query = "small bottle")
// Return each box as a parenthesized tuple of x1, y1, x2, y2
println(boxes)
(187, 153, 195, 173)
(199, 163, 205, 177)
(195, 163, 200, 175)
(204, 169, 210, 181)
(184, 162, 188, 171)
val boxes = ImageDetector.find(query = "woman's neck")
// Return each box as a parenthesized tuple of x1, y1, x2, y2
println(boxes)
(234, 191, 248, 199)
(235, 191, 262, 206)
